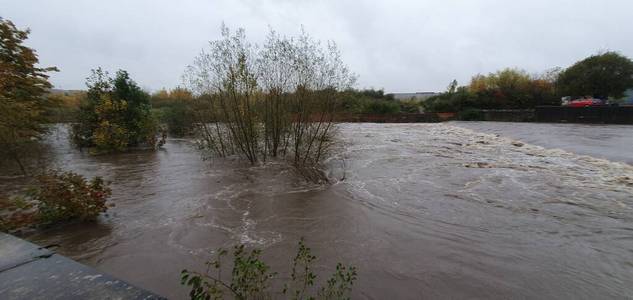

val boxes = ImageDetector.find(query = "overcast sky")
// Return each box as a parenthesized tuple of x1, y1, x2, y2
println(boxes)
(2, 0, 633, 93)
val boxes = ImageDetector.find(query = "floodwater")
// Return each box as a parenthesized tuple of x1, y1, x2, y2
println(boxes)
(450, 121, 633, 165)
(3, 123, 633, 299)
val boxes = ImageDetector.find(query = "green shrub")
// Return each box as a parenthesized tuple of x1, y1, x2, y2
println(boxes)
(338, 89, 396, 114)
(31, 171, 111, 224)
(423, 86, 474, 112)
(164, 103, 194, 137)
(181, 238, 357, 300)
(89, 95, 131, 153)
(363, 100, 400, 114)
(149, 88, 196, 137)
(399, 99, 421, 113)
(72, 68, 164, 153)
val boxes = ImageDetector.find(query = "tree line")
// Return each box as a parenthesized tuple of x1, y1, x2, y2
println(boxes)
(424, 52, 633, 113)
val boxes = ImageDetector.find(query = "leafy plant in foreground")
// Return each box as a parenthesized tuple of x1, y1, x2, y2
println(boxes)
(181, 238, 357, 299)
(1, 170, 112, 232)
(31, 170, 112, 224)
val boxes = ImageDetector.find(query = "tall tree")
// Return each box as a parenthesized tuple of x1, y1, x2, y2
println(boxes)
(556, 52, 633, 99)
(0, 18, 58, 174)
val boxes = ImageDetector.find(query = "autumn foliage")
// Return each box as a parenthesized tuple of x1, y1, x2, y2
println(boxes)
(33, 170, 111, 224)
(0, 171, 112, 232)
(0, 18, 58, 174)
(72, 68, 164, 153)
(424, 68, 559, 113)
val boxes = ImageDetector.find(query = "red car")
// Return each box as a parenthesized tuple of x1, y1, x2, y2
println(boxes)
(565, 98, 605, 107)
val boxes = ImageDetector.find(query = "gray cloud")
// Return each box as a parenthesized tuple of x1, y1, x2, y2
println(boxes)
(2, 0, 633, 92)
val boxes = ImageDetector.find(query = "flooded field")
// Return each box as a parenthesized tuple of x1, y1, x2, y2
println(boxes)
(3, 123, 633, 299)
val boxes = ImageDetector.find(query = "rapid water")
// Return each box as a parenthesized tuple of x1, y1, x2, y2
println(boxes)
(3, 123, 633, 299)
(450, 121, 633, 165)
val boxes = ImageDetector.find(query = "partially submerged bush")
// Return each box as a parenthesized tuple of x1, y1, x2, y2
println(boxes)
(72, 68, 164, 153)
(91, 95, 131, 152)
(181, 238, 357, 300)
(0, 170, 112, 232)
(185, 25, 355, 179)
(31, 170, 111, 224)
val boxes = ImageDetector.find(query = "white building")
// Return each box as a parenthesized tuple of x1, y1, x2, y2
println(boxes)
(390, 92, 438, 101)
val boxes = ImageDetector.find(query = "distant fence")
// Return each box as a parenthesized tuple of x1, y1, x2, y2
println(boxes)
(535, 106, 633, 124)
(478, 109, 534, 122)
(302, 108, 633, 124)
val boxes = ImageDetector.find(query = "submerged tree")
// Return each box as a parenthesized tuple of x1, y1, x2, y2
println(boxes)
(72, 68, 164, 153)
(185, 25, 355, 181)
(0, 18, 58, 174)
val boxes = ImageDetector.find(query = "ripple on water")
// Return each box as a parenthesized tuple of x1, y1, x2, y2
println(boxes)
(4, 123, 633, 299)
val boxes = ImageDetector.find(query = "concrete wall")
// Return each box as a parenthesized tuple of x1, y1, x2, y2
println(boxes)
(0, 233, 165, 300)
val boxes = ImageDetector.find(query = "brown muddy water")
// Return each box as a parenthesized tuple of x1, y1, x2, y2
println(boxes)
(2, 123, 633, 299)
(450, 121, 633, 165)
